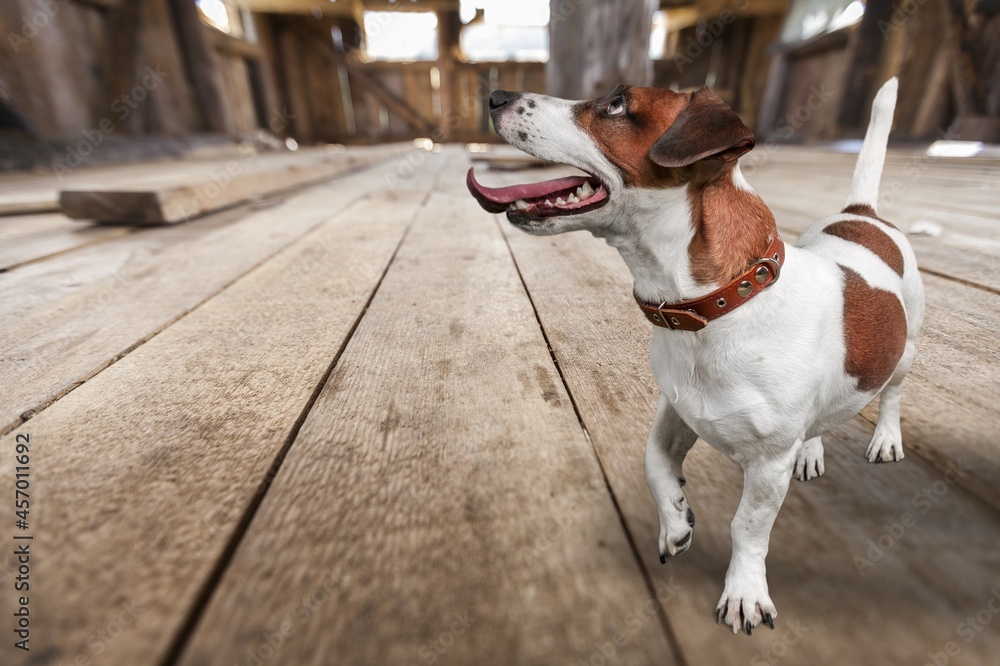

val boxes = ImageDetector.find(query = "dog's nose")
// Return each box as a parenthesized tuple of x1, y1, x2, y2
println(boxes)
(489, 90, 519, 111)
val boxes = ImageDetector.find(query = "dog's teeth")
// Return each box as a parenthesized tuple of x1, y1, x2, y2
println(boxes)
(544, 199, 552, 205)
(555, 197, 566, 205)
(515, 199, 529, 210)
(508, 203, 516, 211)
(567, 194, 579, 203)
(580, 182, 595, 198)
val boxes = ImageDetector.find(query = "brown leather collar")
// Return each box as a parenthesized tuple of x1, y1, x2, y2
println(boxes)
(635, 237, 785, 331)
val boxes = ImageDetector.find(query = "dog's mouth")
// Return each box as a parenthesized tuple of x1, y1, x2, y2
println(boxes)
(466, 168, 610, 220)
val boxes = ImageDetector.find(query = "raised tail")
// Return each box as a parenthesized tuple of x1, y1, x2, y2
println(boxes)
(845, 77, 898, 214)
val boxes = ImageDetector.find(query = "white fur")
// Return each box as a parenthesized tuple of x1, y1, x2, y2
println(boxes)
(491, 80, 923, 634)
(846, 77, 898, 212)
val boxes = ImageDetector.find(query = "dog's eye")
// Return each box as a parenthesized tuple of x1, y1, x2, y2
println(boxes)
(606, 98, 625, 116)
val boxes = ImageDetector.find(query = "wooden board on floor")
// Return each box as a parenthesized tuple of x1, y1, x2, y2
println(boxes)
(59, 146, 407, 224)
(177, 164, 681, 666)
(497, 196, 1000, 665)
(0, 154, 448, 665)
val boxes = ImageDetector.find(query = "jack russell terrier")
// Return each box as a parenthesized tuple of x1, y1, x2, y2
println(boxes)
(467, 78, 923, 635)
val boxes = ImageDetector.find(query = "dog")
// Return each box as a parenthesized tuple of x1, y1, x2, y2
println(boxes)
(467, 78, 923, 635)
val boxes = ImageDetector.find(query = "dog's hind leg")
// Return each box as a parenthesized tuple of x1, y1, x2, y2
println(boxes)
(867, 338, 916, 463)
(793, 436, 824, 481)
(645, 395, 698, 562)
(716, 448, 796, 635)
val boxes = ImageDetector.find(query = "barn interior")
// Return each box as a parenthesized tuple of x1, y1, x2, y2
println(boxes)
(1, 1, 999, 665)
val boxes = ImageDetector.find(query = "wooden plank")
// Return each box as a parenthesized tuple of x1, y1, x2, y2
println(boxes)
(0, 146, 250, 219)
(59, 147, 405, 224)
(0, 153, 449, 666)
(277, 26, 315, 141)
(0, 199, 59, 217)
(0, 215, 132, 271)
(177, 158, 679, 666)
(0, 150, 411, 435)
(494, 183, 1000, 664)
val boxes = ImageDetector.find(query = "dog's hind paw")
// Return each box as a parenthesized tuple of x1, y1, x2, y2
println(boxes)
(866, 427, 904, 463)
(793, 437, 824, 481)
(716, 575, 777, 636)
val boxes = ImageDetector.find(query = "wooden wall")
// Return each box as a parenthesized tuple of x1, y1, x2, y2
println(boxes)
(0, 1, 544, 150)
(0, 0, 201, 138)
(758, 0, 1000, 141)
(0, 0, 280, 145)
(653, 14, 784, 132)
(262, 13, 546, 145)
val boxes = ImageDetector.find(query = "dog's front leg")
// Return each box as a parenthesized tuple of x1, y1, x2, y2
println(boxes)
(645, 395, 698, 562)
(716, 447, 796, 635)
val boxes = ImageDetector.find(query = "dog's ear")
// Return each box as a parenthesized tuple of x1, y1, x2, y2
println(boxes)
(649, 88, 755, 168)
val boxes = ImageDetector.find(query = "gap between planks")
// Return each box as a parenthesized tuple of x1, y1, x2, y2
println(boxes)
(160, 171, 442, 666)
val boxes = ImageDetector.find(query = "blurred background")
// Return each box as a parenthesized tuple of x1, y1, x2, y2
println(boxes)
(0, 0, 997, 170)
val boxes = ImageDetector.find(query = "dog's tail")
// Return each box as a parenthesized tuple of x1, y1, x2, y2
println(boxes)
(845, 77, 898, 214)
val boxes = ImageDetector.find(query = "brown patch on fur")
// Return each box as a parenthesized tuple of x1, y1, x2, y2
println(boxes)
(687, 172, 777, 285)
(824, 219, 905, 276)
(573, 86, 692, 188)
(574, 85, 773, 284)
(842, 203, 898, 230)
(840, 266, 907, 392)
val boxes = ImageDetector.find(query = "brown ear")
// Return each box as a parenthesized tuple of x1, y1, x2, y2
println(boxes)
(649, 88, 755, 168)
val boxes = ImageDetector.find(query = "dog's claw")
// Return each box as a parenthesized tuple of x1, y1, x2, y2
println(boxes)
(659, 553, 667, 564)
(716, 605, 725, 625)
(763, 612, 774, 629)
(745, 620, 753, 635)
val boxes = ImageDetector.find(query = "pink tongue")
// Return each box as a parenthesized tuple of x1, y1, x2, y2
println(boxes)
(467, 168, 588, 203)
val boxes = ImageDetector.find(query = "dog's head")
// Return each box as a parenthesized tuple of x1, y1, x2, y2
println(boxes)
(467, 85, 755, 236)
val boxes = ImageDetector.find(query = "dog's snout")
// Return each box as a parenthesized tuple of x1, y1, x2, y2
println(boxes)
(489, 90, 519, 111)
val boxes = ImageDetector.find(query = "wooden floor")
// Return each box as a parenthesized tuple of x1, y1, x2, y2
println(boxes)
(1, 144, 999, 666)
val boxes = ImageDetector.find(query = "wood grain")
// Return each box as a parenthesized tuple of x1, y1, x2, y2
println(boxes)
(0, 153, 417, 435)
(0, 153, 448, 666)
(0, 214, 132, 270)
(177, 161, 680, 666)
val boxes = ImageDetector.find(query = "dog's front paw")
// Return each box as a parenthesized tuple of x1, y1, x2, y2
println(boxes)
(793, 437, 824, 481)
(866, 425, 904, 463)
(715, 574, 776, 635)
(657, 501, 695, 563)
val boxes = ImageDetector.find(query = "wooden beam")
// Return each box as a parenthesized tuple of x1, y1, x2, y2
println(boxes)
(548, 0, 658, 99)
(837, 0, 895, 130)
(239, 0, 459, 15)
(941, 0, 987, 117)
(71, 0, 123, 8)
(167, 0, 237, 134)
(436, 9, 461, 142)
(208, 28, 264, 60)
